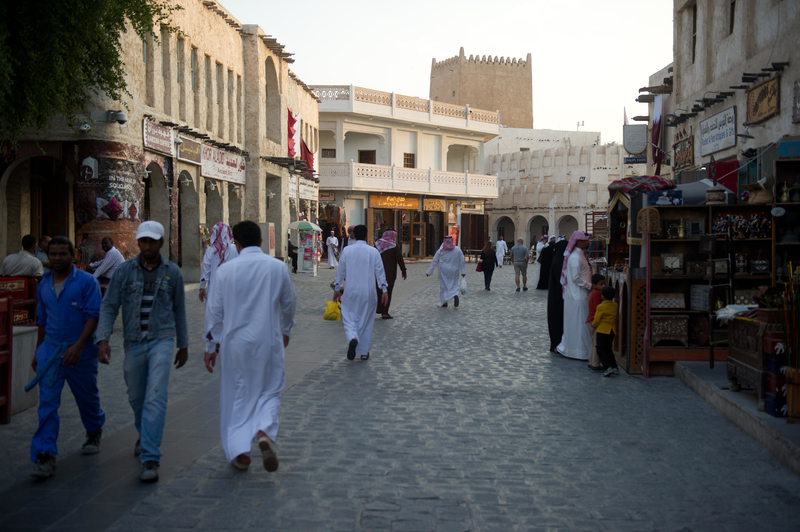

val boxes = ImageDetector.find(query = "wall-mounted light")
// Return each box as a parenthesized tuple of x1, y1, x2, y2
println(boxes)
(174, 137, 184, 146)
(267, 189, 276, 198)
(140, 169, 151, 176)
(205, 179, 217, 191)
(179, 175, 192, 186)
(579, 176, 586, 183)
(231, 185, 241, 192)
(78, 122, 91, 133)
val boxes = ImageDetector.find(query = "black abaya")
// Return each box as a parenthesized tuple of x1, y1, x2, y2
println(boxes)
(546, 241, 569, 352)
(536, 244, 555, 290)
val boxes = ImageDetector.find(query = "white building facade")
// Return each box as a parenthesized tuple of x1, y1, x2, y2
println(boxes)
(311, 85, 499, 257)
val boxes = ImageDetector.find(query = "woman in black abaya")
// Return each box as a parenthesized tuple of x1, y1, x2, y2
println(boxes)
(535, 238, 556, 290)
(546, 238, 569, 352)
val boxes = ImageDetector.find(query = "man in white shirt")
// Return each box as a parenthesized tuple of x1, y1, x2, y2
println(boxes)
(1, 235, 44, 277)
(204, 221, 296, 471)
(495, 236, 508, 268)
(35, 236, 52, 274)
(88, 238, 125, 283)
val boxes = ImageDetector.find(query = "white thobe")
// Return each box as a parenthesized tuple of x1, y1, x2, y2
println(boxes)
(200, 245, 239, 292)
(326, 236, 339, 267)
(426, 247, 466, 307)
(495, 240, 508, 266)
(204, 247, 297, 462)
(533, 242, 545, 286)
(334, 241, 388, 356)
(556, 248, 592, 360)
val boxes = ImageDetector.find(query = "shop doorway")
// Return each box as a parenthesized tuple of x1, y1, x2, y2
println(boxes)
(143, 162, 171, 260)
(556, 215, 579, 239)
(411, 221, 426, 259)
(494, 216, 515, 243)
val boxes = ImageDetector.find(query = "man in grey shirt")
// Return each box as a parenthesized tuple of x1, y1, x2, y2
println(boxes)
(510, 238, 530, 292)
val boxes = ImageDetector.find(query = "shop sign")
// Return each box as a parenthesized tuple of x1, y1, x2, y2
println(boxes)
(422, 198, 445, 211)
(624, 157, 647, 164)
(370, 194, 418, 209)
(460, 200, 484, 214)
(673, 135, 694, 170)
(319, 191, 335, 201)
(176, 136, 201, 165)
(299, 178, 318, 201)
(288, 175, 297, 199)
(143, 120, 174, 157)
(700, 107, 736, 156)
(201, 144, 246, 185)
(746, 76, 780, 125)
(623, 124, 647, 155)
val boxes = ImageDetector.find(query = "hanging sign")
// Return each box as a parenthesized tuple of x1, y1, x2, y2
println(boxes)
(370, 195, 418, 209)
(176, 137, 201, 165)
(143, 120, 174, 157)
(746, 76, 780, 125)
(700, 107, 736, 156)
(299, 178, 318, 201)
(201, 144, 246, 184)
(623, 124, 647, 155)
(288, 175, 297, 199)
(422, 198, 445, 211)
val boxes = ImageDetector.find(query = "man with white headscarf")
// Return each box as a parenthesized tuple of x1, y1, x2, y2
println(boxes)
(556, 231, 592, 360)
(199, 223, 239, 302)
(426, 236, 466, 308)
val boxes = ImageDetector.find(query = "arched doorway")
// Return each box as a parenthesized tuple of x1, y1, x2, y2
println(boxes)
(228, 184, 242, 227)
(494, 216, 515, 244)
(179, 170, 201, 281)
(0, 156, 75, 257)
(528, 215, 549, 247)
(205, 179, 224, 228)
(265, 57, 281, 144)
(144, 162, 171, 259)
(556, 215, 578, 239)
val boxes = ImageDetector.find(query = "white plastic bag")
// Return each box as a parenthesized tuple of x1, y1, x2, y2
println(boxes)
(459, 276, 467, 296)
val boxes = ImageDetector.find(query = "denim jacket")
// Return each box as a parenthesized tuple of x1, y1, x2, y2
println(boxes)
(96, 255, 189, 349)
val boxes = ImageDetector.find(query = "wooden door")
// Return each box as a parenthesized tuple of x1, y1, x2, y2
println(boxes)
(411, 221, 426, 259)
(358, 150, 376, 165)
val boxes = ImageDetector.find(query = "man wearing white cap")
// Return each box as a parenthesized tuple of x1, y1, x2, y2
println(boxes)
(555, 231, 592, 360)
(96, 220, 189, 482)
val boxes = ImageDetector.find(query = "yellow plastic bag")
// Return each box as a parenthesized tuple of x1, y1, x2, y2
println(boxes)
(323, 301, 341, 321)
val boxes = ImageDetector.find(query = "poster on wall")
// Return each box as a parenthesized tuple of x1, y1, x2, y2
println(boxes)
(449, 225, 460, 246)
(446, 200, 459, 224)
(700, 107, 736, 156)
(75, 156, 144, 230)
(201, 144, 246, 184)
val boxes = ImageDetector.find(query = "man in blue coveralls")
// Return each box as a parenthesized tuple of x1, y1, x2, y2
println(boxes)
(30, 236, 105, 478)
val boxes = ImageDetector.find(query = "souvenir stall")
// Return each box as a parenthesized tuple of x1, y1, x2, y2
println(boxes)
(289, 220, 321, 277)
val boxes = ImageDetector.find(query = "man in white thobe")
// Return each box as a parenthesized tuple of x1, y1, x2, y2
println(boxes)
(556, 231, 592, 360)
(426, 236, 466, 308)
(495, 236, 508, 268)
(204, 221, 296, 472)
(333, 225, 388, 361)
(326, 230, 339, 268)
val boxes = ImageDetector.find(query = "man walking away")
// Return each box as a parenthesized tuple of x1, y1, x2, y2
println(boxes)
(556, 232, 592, 360)
(333, 225, 388, 361)
(29, 237, 105, 478)
(494, 236, 507, 268)
(1, 234, 44, 277)
(510, 238, 529, 292)
(35, 236, 52, 275)
(88, 238, 125, 284)
(426, 235, 466, 308)
(204, 221, 297, 471)
(375, 229, 406, 319)
(96, 221, 189, 483)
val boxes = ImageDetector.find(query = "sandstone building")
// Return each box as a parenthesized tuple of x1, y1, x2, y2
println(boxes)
(0, 0, 319, 281)
(430, 48, 533, 129)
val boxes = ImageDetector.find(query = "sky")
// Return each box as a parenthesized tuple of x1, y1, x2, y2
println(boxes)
(221, 0, 674, 144)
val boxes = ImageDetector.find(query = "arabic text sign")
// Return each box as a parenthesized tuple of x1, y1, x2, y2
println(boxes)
(143, 120, 174, 156)
(700, 107, 736, 156)
(201, 145, 246, 184)
(177, 137, 201, 165)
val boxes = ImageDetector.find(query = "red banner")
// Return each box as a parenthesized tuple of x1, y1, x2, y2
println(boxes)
(288, 110, 297, 158)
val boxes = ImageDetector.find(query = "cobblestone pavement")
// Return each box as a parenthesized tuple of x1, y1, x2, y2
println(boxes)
(3, 263, 800, 531)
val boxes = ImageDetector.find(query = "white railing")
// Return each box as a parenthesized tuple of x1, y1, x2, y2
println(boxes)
(395, 94, 429, 113)
(353, 86, 392, 106)
(432, 101, 466, 120)
(319, 162, 497, 198)
(313, 85, 350, 101)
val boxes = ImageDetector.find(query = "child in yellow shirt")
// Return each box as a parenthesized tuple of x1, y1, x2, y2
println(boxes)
(592, 286, 619, 377)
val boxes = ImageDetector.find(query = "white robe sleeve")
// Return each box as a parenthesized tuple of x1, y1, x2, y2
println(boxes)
(204, 272, 224, 353)
(374, 250, 388, 292)
(426, 250, 441, 276)
(199, 247, 213, 291)
(279, 266, 298, 336)
(334, 247, 347, 291)
(458, 249, 466, 275)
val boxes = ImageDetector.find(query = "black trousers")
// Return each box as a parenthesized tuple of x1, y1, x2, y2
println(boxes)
(483, 269, 494, 288)
(596, 331, 617, 369)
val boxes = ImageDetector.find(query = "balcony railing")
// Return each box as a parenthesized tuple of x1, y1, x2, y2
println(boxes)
(312, 85, 499, 125)
(319, 162, 498, 198)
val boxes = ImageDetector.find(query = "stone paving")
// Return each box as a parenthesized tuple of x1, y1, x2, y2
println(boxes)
(2, 263, 800, 531)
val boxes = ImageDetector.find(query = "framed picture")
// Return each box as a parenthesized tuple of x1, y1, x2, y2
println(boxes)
(661, 253, 684, 274)
(714, 259, 728, 275)
(686, 218, 705, 238)
(699, 235, 717, 253)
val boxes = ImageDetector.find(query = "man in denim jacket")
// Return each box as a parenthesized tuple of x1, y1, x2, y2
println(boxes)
(96, 221, 189, 482)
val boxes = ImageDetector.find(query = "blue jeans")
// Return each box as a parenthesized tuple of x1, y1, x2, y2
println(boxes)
(30, 342, 105, 462)
(123, 337, 174, 464)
